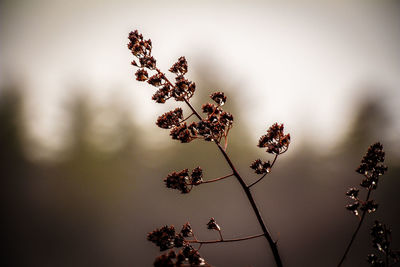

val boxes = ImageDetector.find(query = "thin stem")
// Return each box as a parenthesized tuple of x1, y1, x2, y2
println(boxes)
(198, 173, 234, 184)
(384, 225, 389, 267)
(247, 154, 279, 188)
(248, 173, 267, 188)
(183, 97, 202, 120)
(338, 188, 373, 267)
(215, 142, 283, 267)
(188, 233, 265, 244)
(217, 229, 224, 241)
(181, 112, 195, 122)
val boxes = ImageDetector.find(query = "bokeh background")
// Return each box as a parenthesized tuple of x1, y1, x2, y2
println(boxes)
(1, 0, 400, 266)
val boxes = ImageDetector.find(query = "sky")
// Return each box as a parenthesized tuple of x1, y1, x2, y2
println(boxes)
(1, 0, 400, 151)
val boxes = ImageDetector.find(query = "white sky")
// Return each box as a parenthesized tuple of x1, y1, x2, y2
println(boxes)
(1, 0, 400, 150)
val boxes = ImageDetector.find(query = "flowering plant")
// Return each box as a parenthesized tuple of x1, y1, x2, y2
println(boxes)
(127, 30, 397, 267)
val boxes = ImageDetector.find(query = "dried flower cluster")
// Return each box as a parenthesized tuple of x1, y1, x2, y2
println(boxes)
(156, 108, 183, 129)
(367, 221, 400, 266)
(128, 29, 289, 267)
(258, 123, 290, 154)
(164, 167, 203, 194)
(339, 143, 394, 267)
(147, 221, 225, 266)
(246, 124, 291, 188)
(153, 244, 205, 267)
(345, 143, 387, 216)
(250, 158, 271, 174)
(129, 30, 196, 104)
(127, 29, 398, 267)
(206, 218, 221, 231)
(154, 92, 234, 143)
(356, 142, 388, 189)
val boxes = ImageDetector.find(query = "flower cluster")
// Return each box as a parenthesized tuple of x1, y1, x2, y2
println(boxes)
(169, 56, 188, 75)
(164, 167, 204, 194)
(153, 245, 206, 267)
(148, 223, 209, 266)
(210, 92, 227, 105)
(367, 221, 400, 267)
(345, 187, 379, 216)
(128, 31, 196, 104)
(195, 92, 233, 142)
(147, 225, 184, 251)
(181, 222, 193, 237)
(250, 159, 271, 174)
(206, 217, 221, 231)
(345, 143, 387, 217)
(129, 31, 234, 145)
(356, 142, 388, 189)
(155, 92, 234, 144)
(156, 108, 183, 129)
(258, 123, 290, 154)
(128, 30, 156, 82)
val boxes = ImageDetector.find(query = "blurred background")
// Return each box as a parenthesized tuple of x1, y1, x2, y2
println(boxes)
(1, 0, 399, 266)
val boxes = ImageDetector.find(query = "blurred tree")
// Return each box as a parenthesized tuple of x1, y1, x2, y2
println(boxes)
(0, 85, 36, 266)
(339, 94, 390, 156)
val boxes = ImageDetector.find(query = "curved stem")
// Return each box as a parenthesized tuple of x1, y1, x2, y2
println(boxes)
(384, 225, 389, 267)
(247, 154, 278, 188)
(198, 173, 234, 184)
(217, 229, 224, 241)
(188, 233, 265, 244)
(215, 142, 283, 267)
(156, 68, 283, 267)
(248, 173, 268, 188)
(338, 188, 373, 267)
(181, 112, 195, 122)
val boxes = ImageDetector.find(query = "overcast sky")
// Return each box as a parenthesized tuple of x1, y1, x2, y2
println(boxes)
(1, 0, 399, 151)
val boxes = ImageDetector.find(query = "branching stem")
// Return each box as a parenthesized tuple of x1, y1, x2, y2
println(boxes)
(156, 67, 283, 267)
(188, 233, 265, 244)
(181, 112, 195, 122)
(198, 173, 234, 184)
(338, 187, 373, 267)
(248, 154, 279, 188)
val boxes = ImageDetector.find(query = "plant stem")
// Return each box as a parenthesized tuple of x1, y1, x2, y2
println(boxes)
(188, 233, 265, 244)
(338, 188, 372, 267)
(199, 173, 234, 184)
(159, 70, 283, 267)
(247, 154, 279, 188)
(215, 142, 283, 267)
(181, 112, 195, 122)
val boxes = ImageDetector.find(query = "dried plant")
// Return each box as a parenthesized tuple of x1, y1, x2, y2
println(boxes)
(366, 221, 400, 267)
(127, 30, 396, 267)
(338, 143, 399, 267)
(127, 29, 289, 266)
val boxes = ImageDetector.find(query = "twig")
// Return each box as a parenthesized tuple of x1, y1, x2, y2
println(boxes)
(248, 154, 279, 188)
(338, 187, 373, 267)
(188, 233, 265, 244)
(198, 173, 234, 184)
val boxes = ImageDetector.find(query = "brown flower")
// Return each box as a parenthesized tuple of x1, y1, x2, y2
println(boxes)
(156, 108, 183, 129)
(169, 56, 188, 75)
(135, 69, 148, 81)
(210, 92, 227, 105)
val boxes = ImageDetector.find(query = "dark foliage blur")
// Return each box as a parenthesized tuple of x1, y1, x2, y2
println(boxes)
(1, 73, 399, 267)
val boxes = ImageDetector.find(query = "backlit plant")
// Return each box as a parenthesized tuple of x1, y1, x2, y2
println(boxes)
(127, 29, 289, 267)
(127, 30, 397, 267)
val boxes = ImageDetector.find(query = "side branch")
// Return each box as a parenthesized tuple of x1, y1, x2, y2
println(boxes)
(248, 154, 279, 188)
(188, 233, 265, 244)
(156, 66, 283, 267)
(198, 173, 234, 184)
(338, 188, 373, 267)
(215, 143, 283, 267)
